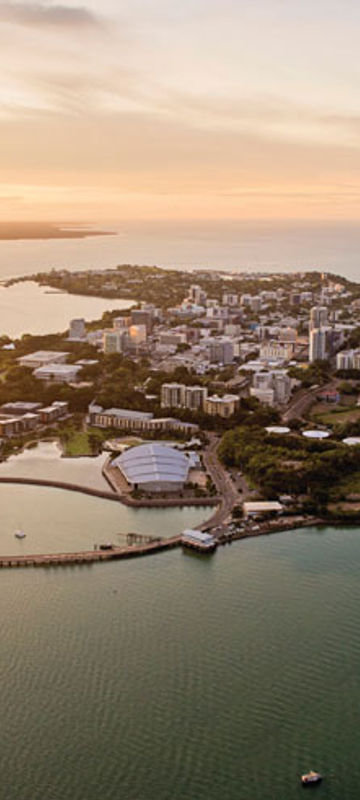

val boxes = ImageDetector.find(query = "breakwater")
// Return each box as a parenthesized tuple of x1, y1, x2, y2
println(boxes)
(0, 475, 218, 509)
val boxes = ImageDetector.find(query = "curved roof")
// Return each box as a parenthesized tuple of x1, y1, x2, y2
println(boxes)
(302, 430, 330, 440)
(112, 443, 190, 485)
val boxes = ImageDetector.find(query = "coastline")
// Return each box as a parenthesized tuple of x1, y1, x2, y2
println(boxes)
(0, 222, 115, 240)
(0, 472, 358, 567)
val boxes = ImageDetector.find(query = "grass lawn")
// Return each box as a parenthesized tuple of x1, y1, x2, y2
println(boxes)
(61, 430, 95, 457)
(312, 406, 360, 427)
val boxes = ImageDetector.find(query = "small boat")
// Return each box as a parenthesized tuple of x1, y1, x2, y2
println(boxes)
(14, 530, 26, 539)
(301, 771, 322, 786)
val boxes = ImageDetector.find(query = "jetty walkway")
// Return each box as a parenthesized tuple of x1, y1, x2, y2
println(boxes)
(0, 536, 181, 569)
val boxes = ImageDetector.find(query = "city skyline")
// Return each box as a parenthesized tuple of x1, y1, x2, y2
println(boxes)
(2, 0, 360, 222)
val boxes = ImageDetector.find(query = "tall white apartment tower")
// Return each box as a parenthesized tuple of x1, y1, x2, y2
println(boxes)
(310, 306, 328, 331)
(309, 328, 327, 362)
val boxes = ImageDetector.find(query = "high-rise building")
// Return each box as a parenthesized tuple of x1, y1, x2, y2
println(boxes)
(68, 318, 86, 341)
(103, 330, 127, 354)
(113, 316, 131, 330)
(310, 306, 328, 330)
(207, 338, 234, 364)
(131, 309, 153, 333)
(183, 386, 208, 410)
(222, 292, 239, 306)
(161, 383, 185, 408)
(189, 285, 207, 305)
(161, 383, 207, 410)
(309, 328, 327, 362)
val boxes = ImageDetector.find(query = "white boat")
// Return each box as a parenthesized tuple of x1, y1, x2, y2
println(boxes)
(14, 530, 26, 539)
(301, 771, 322, 786)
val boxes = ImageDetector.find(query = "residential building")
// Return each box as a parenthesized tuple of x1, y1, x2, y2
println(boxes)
(222, 292, 239, 306)
(336, 348, 360, 370)
(310, 306, 328, 330)
(18, 351, 69, 369)
(88, 405, 198, 434)
(189, 284, 207, 305)
(161, 383, 185, 408)
(309, 328, 327, 362)
(102, 330, 127, 354)
(259, 340, 295, 361)
(68, 318, 86, 341)
(161, 383, 208, 410)
(206, 338, 234, 364)
(204, 394, 239, 417)
(113, 316, 131, 329)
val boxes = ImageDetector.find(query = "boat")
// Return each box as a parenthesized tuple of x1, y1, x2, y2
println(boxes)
(301, 771, 322, 786)
(14, 530, 26, 539)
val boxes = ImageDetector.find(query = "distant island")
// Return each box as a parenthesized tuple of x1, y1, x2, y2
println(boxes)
(0, 222, 115, 241)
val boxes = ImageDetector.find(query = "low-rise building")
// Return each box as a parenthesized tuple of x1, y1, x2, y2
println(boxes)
(0, 401, 68, 437)
(88, 405, 198, 434)
(33, 363, 82, 383)
(112, 443, 191, 493)
(18, 351, 69, 369)
(243, 501, 283, 518)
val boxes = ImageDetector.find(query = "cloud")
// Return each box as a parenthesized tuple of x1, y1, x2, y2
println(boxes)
(0, 2, 101, 28)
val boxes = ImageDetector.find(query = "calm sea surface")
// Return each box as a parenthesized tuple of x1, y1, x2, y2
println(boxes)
(0, 478, 210, 555)
(0, 220, 359, 281)
(0, 281, 134, 338)
(1, 524, 360, 799)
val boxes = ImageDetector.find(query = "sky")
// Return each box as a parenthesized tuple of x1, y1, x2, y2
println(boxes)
(1, 0, 360, 222)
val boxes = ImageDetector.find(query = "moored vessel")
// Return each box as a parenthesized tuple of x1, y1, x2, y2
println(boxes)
(301, 771, 322, 786)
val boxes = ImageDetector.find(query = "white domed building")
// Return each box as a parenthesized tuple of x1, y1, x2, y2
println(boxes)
(111, 443, 191, 493)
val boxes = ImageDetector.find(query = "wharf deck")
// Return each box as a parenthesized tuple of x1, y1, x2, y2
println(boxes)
(0, 537, 181, 569)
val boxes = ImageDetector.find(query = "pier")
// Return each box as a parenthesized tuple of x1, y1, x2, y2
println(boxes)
(0, 536, 181, 569)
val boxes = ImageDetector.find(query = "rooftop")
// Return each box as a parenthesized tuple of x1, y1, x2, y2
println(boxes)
(112, 443, 190, 485)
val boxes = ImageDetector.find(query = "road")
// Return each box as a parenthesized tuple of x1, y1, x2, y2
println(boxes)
(200, 435, 242, 533)
(282, 380, 337, 423)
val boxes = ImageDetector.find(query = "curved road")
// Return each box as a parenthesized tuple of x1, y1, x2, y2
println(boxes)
(201, 435, 242, 533)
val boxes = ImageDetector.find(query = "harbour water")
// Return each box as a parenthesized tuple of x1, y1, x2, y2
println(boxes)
(0, 441, 110, 491)
(0, 281, 133, 338)
(0, 482, 209, 554)
(1, 525, 360, 799)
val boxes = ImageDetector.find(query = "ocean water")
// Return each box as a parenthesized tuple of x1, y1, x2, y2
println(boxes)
(1, 525, 360, 799)
(0, 220, 359, 282)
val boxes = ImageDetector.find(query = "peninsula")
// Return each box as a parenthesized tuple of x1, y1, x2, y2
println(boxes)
(0, 221, 114, 240)
(1, 264, 360, 553)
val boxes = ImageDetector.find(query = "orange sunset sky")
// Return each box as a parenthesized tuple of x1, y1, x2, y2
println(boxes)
(1, 0, 360, 222)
